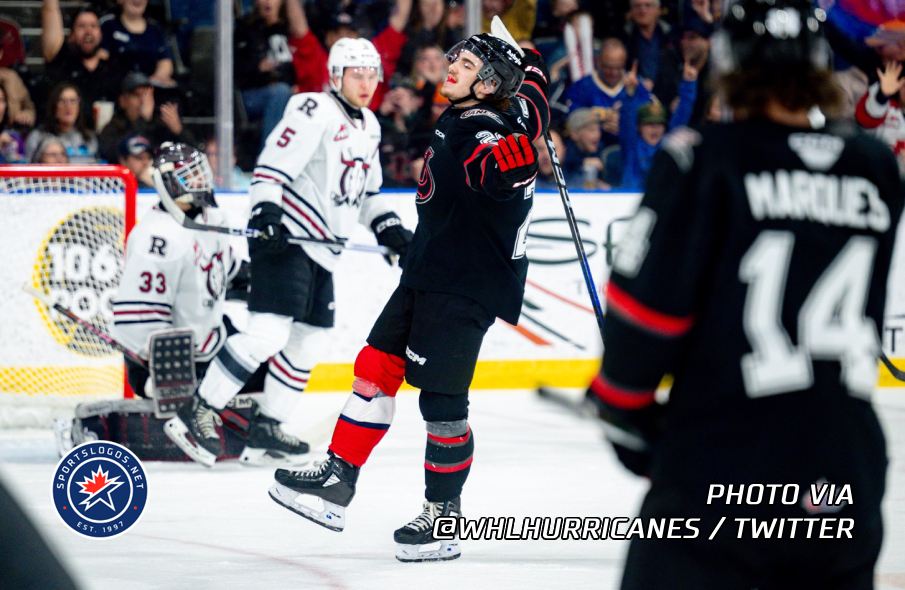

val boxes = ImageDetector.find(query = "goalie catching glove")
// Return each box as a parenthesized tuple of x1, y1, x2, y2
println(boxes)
(249, 202, 288, 253)
(371, 212, 413, 266)
(492, 134, 538, 188)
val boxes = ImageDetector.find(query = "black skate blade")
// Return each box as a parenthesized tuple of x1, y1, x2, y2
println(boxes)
(268, 483, 345, 532)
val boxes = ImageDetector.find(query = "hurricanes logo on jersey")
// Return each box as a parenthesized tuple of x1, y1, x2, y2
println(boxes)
(416, 148, 436, 204)
(334, 156, 369, 207)
(52, 441, 148, 538)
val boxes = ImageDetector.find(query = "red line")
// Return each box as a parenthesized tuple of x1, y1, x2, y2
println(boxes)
(425, 456, 474, 473)
(526, 279, 595, 314)
(427, 427, 470, 445)
(271, 357, 309, 384)
(281, 196, 328, 239)
(253, 173, 284, 184)
(200, 329, 216, 352)
(505, 321, 551, 346)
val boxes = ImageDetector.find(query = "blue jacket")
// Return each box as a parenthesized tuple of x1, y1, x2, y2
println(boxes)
(566, 74, 652, 147)
(619, 78, 697, 191)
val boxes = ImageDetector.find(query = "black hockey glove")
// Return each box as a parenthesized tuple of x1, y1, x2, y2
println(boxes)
(587, 386, 664, 478)
(248, 202, 288, 254)
(492, 134, 538, 188)
(521, 47, 550, 87)
(371, 212, 413, 266)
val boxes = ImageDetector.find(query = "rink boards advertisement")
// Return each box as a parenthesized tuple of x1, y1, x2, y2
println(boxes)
(4, 188, 905, 408)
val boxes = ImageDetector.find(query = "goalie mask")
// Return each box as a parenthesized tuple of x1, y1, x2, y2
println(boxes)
(712, 0, 831, 76)
(445, 34, 526, 105)
(328, 38, 384, 94)
(153, 142, 217, 209)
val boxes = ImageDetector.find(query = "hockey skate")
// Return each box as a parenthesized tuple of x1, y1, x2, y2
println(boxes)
(268, 452, 359, 532)
(394, 498, 462, 562)
(164, 393, 223, 467)
(239, 406, 310, 467)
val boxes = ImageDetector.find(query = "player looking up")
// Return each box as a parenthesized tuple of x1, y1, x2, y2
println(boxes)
(268, 26, 551, 562)
(164, 38, 413, 468)
(587, 0, 903, 587)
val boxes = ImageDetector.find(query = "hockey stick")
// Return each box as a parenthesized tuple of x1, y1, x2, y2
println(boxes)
(490, 17, 606, 339)
(880, 352, 905, 382)
(22, 284, 147, 367)
(152, 170, 391, 256)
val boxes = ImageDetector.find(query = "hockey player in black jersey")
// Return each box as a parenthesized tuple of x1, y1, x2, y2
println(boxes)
(269, 22, 551, 562)
(589, 0, 904, 588)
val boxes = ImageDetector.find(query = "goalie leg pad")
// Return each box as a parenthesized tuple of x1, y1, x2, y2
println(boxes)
(198, 312, 292, 409)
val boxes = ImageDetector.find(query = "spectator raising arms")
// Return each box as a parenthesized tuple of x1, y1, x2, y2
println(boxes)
(25, 83, 99, 164)
(566, 38, 652, 148)
(42, 0, 122, 127)
(100, 0, 174, 84)
(619, 59, 697, 190)
(235, 0, 304, 148)
(855, 61, 905, 161)
(623, 0, 671, 83)
(0, 51, 35, 128)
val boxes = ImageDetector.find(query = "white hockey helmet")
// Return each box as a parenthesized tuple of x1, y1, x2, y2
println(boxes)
(328, 38, 384, 92)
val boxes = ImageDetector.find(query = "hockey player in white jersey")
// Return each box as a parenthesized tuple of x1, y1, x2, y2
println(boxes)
(114, 143, 309, 465)
(164, 38, 413, 468)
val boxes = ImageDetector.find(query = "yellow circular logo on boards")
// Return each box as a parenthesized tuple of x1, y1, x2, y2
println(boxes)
(31, 206, 125, 356)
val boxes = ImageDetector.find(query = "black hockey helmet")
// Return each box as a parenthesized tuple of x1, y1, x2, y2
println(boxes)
(445, 33, 526, 104)
(712, 0, 831, 75)
(153, 142, 217, 209)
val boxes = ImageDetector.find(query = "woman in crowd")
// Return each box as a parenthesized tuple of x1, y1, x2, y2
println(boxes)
(25, 83, 98, 164)
(0, 81, 27, 163)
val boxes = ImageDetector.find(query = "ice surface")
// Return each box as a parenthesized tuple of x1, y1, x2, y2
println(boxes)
(1, 389, 904, 590)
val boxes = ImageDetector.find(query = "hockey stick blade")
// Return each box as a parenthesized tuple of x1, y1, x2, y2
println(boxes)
(22, 284, 147, 367)
(490, 16, 526, 57)
(880, 352, 905, 382)
(152, 168, 390, 256)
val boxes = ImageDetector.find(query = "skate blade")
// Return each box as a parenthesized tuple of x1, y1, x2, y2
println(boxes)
(239, 447, 311, 467)
(163, 417, 218, 468)
(268, 482, 345, 532)
(395, 539, 461, 563)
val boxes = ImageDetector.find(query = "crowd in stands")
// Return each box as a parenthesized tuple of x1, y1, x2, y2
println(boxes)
(0, 0, 902, 192)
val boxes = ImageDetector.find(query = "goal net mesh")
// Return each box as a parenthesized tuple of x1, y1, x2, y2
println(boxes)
(0, 167, 136, 428)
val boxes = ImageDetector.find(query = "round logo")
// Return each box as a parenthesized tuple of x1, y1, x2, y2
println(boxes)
(32, 206, 126, 356)
(52, 441, 148, 538)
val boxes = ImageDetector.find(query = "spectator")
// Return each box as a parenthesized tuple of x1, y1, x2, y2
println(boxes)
(619, 59, 697, 190)
(855, 61, 905, 161)
(0, 51, 35, 128)
(42, 1, 123, 128)
(481, 0, 537, 42)
(100, 0, 174, 84)
(400, 0, 465, 75)
(378, 73, 430, 187)
(0, 81, 27, 163)
(409, 43, 447, 111)
(235, 0, 304, 148)
(369, 0, 414, 110)
(623, 0, 672, 83)
(30, 136, 70, 164)
(563, 108, 606, 189)
(97, 72, 193, 163)
(117, 133, 153, 188)
(25, 83, 99, 163)
(287, 0, 329, 93)
(204, 136, 252, 190)
(652, 17, 713, 125)
(566, 38, 653, 148)
(533, 129, 565, 190)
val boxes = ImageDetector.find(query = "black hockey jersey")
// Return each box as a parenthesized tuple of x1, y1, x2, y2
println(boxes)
(597, 119, 903, 497)
(401, 81, 550, 324)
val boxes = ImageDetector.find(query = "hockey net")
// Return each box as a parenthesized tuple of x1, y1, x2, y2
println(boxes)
(0, 166, 137, 428)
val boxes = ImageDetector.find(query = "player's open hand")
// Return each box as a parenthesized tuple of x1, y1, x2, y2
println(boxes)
(492, 134, 538, 188)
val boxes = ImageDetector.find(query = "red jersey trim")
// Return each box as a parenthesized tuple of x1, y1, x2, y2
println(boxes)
(607, 282, 694, 337)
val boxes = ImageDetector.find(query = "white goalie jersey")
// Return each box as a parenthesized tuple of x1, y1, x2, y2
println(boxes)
(250, 91, 393, 271)
(112, 207, 239, 363)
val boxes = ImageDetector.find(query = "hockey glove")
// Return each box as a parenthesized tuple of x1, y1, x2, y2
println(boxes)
(587, 387, 664, 478)
(371, 212, 413, 266)
(521, 47, 550, 87)
(249, 202, 288, 254)
(492, 134, 538, 188)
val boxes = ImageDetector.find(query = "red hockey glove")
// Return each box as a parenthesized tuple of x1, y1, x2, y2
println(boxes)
(491, 134, 538, 188)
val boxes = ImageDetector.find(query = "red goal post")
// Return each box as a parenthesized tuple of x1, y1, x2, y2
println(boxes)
(0, 165, 138, 428)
